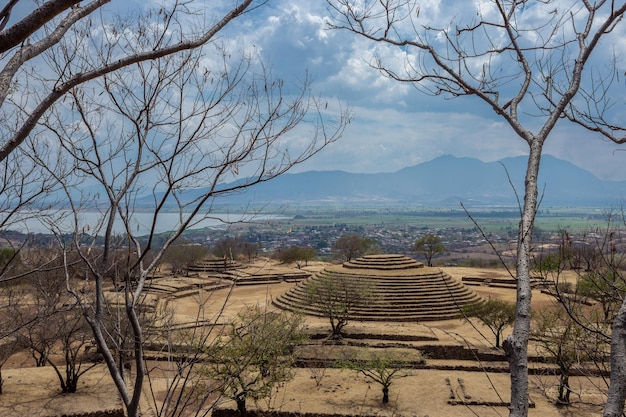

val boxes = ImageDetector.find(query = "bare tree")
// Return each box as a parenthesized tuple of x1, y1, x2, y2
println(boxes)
(47, 302, 97, 394)
(0, 147, 70, 283)
(0, 0, 265, 163)
(29, 19, 347, 417)
(545, 219, 626, 407)
(572, 218, 626, 326)
(0, 337, 15, 395)
(325, 2, 626, 416)
(240, 241, 261, 262)
(17, 269, 63, 367)
(0, 280, 26, 394)
(0, 2, 266, 279)
(0, 246, 75, 392)
(0, 3, 346, 414)
(13, 253, 98, 393)
(212, 237, 245, 261)
(100, 252, 169, 384)
(0, 5, 273, 387)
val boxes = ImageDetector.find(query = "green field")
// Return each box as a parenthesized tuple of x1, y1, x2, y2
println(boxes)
(274, 205, 617, 233)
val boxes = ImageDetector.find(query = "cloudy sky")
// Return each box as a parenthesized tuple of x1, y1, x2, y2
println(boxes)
(214, 1, 626, 181)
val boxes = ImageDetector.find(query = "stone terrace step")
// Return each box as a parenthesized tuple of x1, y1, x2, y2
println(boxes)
(284, 286, 478, 302)
(343, 260, 423, 270)
(343, 258, 423, 268)
(314, 269, 452, 281)
(188, 258, 241, 272)
(276, 290, 479, 310)
(272, 298, 467, 322)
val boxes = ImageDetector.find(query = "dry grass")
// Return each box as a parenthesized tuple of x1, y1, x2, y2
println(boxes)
(0, 262, 608, 417)
(0, 365, 123, 417)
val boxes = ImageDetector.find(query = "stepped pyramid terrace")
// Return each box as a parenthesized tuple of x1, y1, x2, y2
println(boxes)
(273, 254, 482, 321)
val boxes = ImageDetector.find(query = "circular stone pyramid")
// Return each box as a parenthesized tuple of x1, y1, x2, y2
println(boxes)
(273, 254, 482, 322)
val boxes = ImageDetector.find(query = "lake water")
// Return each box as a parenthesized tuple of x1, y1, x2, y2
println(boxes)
(7, 211, 288, 236)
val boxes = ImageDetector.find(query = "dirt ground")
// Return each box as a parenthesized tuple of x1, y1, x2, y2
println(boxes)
(0, 264, 609, 417)
(0, 365, 124, 417)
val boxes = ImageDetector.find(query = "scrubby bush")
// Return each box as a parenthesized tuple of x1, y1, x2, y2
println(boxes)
(206, 306, 306, 417)
(275, 246, 317, 268)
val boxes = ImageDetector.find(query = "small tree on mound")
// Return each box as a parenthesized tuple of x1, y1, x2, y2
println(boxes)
(276, 246, 317, 269)
(332, 233, 374, 261)
(462, 298, 516, 348)
(339, 350, 409, 405)
(413, 234, 445, 267)
(531, 305, 604, 406)
(306, 273, 373, 340)
(578, 270, 626, 324)
(206, 306, 306, 417)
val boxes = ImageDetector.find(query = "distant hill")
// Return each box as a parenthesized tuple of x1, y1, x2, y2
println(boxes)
(141, 155, 626, 207)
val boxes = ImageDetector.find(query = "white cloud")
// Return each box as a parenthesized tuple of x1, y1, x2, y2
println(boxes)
(291, 106, 529, 173)
(326, 41, 413, 105)
(126, 0, 626, 181)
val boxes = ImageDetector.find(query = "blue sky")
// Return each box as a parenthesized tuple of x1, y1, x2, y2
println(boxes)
(217, 1, 626, 181)
(12, 1, 626, 182)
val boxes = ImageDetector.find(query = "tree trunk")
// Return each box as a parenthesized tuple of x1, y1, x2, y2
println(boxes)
(64, 377, 78, 393)
(64, 359, 77, 393)
(35, 353, 47, 367)
(603, 298, 626, 417)
(557, 372, 570, 405)
(236, 397, 247, 417)
(126, 297, 146, 417)
(84, 271, 143, 417)
(118, 344, 125, 381)
(330, 318, 346, 340)
(382, 386, 389, 404)
(503, 142, 542, 417)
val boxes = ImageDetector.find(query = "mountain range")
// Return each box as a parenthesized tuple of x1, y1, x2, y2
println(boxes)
(204, 154, 626, 207)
